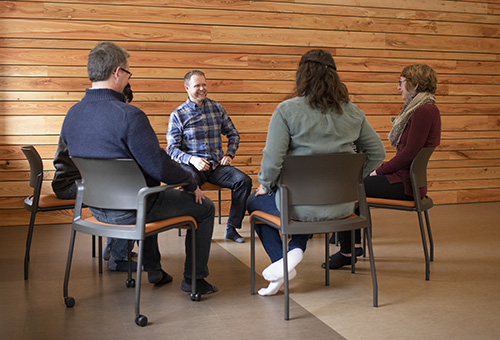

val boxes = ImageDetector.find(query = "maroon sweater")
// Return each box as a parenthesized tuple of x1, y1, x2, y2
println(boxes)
(376, 103, 441, 198)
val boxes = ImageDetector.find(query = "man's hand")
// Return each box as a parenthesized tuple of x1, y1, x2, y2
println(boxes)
(369, 170, 377, 176)
(194, 186, 205, 204)
(219, 155, 232, 166)
(189, 156, 210, 171)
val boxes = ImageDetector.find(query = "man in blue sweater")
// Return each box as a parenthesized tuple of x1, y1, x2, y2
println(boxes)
(60, 42, 217, 294)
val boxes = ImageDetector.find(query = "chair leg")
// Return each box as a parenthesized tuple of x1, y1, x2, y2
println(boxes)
(282, 235, 289, 321)
(98, 236, 103, 274)
(190, 224, 198, 299)
(417, 212, 431, 281)
(134, 240, 147, 326)
(351, 230, 356, 274)
(24, 210, 37, 280)
(63, 230, 77, 307)
(325, 233, 330, 286)
(365, 227, 378, 307)
(218, 189, 222, 225)
(127, 240, 133, 283)
(424, 210, 434, 262)
(92, 235, 96, 258)
(250, 221, 256, 295)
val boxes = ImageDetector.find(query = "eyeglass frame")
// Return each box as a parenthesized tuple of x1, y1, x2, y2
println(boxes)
(119, 67, 132, 79)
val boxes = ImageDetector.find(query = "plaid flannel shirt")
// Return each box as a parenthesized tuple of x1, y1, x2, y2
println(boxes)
(167, 97, 240, 166)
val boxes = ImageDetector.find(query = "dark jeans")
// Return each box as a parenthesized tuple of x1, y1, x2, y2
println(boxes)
(55, 183, 130, 261)
(181, 163, 252, 229)
(90, 189, 215, 279)
(339, 175, 413, 254)
(246, 191, 310, 263)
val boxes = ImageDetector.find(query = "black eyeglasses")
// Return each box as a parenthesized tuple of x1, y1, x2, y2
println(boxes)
(120, 67, 132, 79)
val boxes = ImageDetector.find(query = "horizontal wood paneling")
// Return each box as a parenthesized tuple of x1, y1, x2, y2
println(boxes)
(1, 0, 499, 226)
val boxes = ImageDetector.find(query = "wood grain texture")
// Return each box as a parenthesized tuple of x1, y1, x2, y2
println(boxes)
(1, 0, 499, 226)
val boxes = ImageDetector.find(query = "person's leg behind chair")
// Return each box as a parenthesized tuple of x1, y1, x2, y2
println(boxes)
(210, 165, 252, 243)
(145, 189, 218, 294)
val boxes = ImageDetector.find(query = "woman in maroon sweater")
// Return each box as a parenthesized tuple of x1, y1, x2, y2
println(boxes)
(329, 64, 441, 269)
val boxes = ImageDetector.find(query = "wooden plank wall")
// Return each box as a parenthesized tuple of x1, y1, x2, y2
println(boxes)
(1, 0, 499, 227)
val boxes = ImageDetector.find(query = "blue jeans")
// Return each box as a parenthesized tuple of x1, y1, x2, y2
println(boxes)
(55, 183, 130, 261)
(246, 191, 310, 263)
(181, 163, 252, 229)
(90, 189, 215, 279)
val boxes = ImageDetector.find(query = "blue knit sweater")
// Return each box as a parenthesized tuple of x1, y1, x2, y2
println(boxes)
(61, 88, 196, 191)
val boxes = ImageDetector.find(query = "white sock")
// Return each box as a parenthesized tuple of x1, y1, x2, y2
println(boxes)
(262, 248, 303, 282)
(258, 269, 297, 296)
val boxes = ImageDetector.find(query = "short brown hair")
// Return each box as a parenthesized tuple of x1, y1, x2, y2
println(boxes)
(401, 64, 437, 94)
(184, 70, 206, 86)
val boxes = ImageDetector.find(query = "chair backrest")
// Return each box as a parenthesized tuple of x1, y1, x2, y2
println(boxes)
(278, 153, 368, 234)
(71, 157, 147, 211)
(21, 145, 43, 190)
(280, 153, 367, 206)
(409, 147, 435, 198)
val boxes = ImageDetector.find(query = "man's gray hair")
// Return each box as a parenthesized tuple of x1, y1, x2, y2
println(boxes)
(87, 42, 130, 82)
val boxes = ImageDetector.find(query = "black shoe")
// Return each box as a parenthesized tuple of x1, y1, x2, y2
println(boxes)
(321, 251, 357, 270)
(148, 269, 173, 285)
(108, 258, 138, 272)
(181, 278, 218, 295)
(225, 227, 245, 243)
(355, 247, 364, 257)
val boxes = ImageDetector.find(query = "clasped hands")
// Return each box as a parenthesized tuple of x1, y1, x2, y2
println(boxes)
(188, 155, 232, 204)
(189, 155, 232, 171)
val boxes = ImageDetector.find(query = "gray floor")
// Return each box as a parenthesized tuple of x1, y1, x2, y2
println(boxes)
(1, 202, 500, 339)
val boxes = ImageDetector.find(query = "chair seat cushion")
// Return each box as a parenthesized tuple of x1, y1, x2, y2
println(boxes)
(85, 215, 197, 234)
(366, 197, 417, 207)
(200, 182, 223, 191)
(33, 194, 76, 209)
(250, 211, 281, 226)
(250, 210, 358, 226)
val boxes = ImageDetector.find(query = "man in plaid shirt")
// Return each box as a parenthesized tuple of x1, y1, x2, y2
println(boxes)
(167, 70, 252, 243)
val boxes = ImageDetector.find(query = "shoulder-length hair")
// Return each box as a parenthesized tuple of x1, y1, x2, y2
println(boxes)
(293, 49, 350, 113)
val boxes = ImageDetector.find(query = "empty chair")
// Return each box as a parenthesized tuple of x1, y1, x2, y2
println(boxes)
(21, 145, 77, 280)
(366, 147, 435, 280)
(63, 157, 200, 327)
(249, 153, 378, 320)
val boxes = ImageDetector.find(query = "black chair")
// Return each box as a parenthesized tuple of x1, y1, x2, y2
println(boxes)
(21, 145, 78, 280)
(250, 153, 378, 320)
(63, 157, 200, 327)
(366, 147, 435, 280)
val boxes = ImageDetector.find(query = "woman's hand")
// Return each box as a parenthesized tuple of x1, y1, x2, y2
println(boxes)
(254, 184, 267, 197)
(369, 170, 377, 176)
